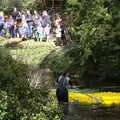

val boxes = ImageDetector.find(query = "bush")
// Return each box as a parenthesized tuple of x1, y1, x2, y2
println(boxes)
(0, 90, 62, 120)
(40, 48, 72, 73)
(0, 90, 23, 120)
(63, 0, 120, 87)
(0, 48, 63, 120)
(0, 48, 28, 97)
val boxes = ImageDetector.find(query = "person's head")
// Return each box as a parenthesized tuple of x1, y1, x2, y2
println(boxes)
(42, 10, 48, 16)
(26, 10, 31, 15)
(13, 7, 17, 12)
(55, 13, 61, 20)
(62, 71, 69, 77)
(4, 15, 9, 20)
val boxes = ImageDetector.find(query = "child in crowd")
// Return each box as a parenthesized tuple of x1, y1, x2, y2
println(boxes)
(55, 14, 62, 45)
(26, 10, 33, 39)
(7, 15, 14, 38)
(37, 22, 44, 41)
(3, 15, 9, 37)
(56, 24, 62, 45)
(18, 20, 28, 40)
(42, 11, 51, 41)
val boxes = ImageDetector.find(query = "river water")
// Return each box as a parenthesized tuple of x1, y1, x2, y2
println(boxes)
(62, 103, 120, 120)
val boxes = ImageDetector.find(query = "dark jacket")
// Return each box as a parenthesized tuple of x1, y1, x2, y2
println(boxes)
(11, 11, 18, 20)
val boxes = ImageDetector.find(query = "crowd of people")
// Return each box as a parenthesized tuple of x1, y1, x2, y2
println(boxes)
(0, 7, 69, 45)
(0, 8, 52, 41)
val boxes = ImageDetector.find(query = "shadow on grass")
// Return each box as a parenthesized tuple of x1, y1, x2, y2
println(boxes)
(5, 40, 23, 49)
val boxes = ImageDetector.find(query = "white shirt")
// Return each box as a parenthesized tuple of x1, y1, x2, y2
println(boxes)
(58, 75, 70, 88)
(56, 26, 62, 37)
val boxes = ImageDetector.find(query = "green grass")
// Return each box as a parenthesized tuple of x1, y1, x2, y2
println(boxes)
(0, 38, 57, 65)
(0, 38, 72, 73)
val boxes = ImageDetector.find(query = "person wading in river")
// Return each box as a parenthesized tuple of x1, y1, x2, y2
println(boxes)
(56, 72, 70, 104)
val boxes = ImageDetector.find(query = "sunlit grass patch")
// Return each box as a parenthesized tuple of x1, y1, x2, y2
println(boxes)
(18, 40, 56, 49)
(0, 38, 56, 65)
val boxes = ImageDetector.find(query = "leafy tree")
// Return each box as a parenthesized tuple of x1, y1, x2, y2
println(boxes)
(0, 0, 22, 12)
(65, 0, 120, 86)
(21, 0, 40, 10)
(0, 0, 40, 12)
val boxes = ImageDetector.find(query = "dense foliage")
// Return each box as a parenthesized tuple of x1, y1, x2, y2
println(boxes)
(64, 0, 120, 87)
(0, 48, 62, 120)
(39, 0, 120, 87)
(0, 0, 64, 12)
(0, 0, 41, 12)
(0, 90, 62, 120)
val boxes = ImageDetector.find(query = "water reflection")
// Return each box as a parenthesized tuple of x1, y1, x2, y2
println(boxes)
(62, 103, 120, 120)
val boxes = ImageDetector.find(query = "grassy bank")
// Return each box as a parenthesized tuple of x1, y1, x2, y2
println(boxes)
(0, 38, 57, 65)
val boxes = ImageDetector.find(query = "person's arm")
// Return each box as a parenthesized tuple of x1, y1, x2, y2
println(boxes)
(67, 77, 71, 88)
(46, 16, 51, 27)
(55, 19, 62, 26)
(55, 75, 61, 87)
(58, 76, 62, 82)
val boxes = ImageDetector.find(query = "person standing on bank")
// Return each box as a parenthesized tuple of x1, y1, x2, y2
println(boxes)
(11, 7, 18, 21)
(55, 14, 62, 46)
(56, 72, 70, 104)
(42, 10, 51, 41)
